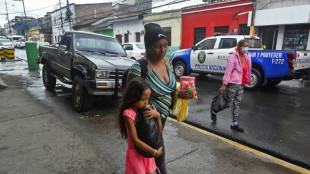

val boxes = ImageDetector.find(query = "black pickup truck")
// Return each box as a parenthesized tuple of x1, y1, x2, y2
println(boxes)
(38, 31, 135, 112)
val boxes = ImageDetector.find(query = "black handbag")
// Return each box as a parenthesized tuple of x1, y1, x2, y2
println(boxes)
(211, 92, 226, 113)
(135, 106, 162, 158)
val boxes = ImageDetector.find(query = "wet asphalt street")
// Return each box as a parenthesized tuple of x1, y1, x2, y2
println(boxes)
(181, 70, 310, 169)
(4, 48, 310, 170)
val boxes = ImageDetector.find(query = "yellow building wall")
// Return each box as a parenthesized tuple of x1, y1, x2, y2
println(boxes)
(143, 11, 182, 58)
(28, 27, 44, 42)
(143, 11, 182, 47)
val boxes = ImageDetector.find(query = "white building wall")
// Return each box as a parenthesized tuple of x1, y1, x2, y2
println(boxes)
(51, 5, 75, 43)
(276, 25, 285, 50)
(113, 19, 144, 43)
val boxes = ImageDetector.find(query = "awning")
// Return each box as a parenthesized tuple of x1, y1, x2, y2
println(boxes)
(11, 22, 45, 30)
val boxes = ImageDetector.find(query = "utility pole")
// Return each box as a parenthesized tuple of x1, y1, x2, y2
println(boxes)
(5, 0, 11, 35)
(22, 0, 28, 40)
(250, 0, 256, 36)
(13, 0, 27, 39)
(59, 0, 64, 34)
(66, 0, 72, 30)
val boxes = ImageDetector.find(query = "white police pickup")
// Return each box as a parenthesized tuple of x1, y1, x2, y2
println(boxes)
(171, 35, 310, 89)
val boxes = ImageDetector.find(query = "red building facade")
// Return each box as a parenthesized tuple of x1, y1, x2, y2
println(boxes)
(181, 0, 253, 49)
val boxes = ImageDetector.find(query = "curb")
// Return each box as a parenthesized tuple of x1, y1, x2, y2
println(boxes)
(0, 78, 7, 89)
(168, 115, 310, 170)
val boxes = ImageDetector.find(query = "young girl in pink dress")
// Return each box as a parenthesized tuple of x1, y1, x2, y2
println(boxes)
(117, 77, 163, 174)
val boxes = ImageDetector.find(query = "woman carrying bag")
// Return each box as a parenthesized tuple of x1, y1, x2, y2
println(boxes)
(210, 39, 252, 132)
(127, 23, 176, 174)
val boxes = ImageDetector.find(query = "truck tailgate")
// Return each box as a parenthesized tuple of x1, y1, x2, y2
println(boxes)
(295, 51, 310, 70)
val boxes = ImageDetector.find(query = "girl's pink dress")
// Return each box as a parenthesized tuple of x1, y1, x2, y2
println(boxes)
(123, 108, 157, 174)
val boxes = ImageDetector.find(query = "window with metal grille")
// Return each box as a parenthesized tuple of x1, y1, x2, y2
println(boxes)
(194, 27, 206, 45)
(214, 26, 229, 34)
(135, 32, 140, 42)
(124, 34, 129, 43)
(116, 35, 122, 44)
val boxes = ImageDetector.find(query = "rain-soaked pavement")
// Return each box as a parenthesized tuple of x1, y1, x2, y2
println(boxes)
(2, 48, 310, 170)
(184, 74, 310, 169)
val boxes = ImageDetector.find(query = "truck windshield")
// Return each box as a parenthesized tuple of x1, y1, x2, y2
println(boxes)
(245, 38, 262, 48)
(75, 33, 126, 56)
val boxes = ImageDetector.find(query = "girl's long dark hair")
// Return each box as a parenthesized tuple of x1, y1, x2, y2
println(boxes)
(117, 77, 150, 139)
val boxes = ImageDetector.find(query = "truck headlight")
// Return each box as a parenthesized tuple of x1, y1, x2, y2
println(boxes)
(95, 70, 109, 79)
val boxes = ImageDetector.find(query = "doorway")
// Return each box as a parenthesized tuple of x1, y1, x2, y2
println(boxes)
(260, 27, 278, 50)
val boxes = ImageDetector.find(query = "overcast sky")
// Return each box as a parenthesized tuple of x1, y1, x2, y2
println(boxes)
(0, 0, 119, 27)
(0, 0, 203, 28)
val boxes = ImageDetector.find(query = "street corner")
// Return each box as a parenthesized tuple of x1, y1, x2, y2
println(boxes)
(0, 77, 8, 89)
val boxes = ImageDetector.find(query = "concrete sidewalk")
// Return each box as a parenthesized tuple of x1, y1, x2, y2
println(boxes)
(0, 77, 7, 89)
(0, 73, 308, 174)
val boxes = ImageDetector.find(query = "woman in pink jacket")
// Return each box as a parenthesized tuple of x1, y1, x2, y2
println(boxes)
(211, 39, 252, 132)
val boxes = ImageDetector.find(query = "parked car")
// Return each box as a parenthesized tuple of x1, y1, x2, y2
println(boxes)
(7, 35, 23, 47)
(172, 34, 310, 89)
(38, 31, 135, 112)
(122, 42, 145, 60)
(0, 36, 6, 39)
(0, 39, 15, 49)
(16, 38, 25, 48)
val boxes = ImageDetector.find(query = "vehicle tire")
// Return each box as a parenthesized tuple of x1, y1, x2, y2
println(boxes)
(173, 61, 187, 78)
(72, 76, 93, 112)
(42, 65, 56, 90)
(266, 79, 282, 87)
(244, 68, 262, 90)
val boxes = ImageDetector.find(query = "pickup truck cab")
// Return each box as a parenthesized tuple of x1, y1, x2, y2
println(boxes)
(38, 31, 135, 111)
(172, 34, 310, 89)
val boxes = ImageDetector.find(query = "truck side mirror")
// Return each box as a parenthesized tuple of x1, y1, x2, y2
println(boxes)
(59, 45, 67, 52)
(192, 45, 196, 51)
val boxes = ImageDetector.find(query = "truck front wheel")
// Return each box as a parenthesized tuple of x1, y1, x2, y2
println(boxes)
(42, 65, 56, 90)
(72, 76, 93, 112)
(244, 69, 262, 90)
(173, 61, 187, 78)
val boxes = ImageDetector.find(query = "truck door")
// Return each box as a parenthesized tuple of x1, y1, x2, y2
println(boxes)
(57, 34, 73, 78)
(213, 38, 237, 74)
(190, 38, 217, 73)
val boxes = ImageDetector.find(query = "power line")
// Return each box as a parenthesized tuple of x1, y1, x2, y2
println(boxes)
(74, 0, 192, 26)
(1, 3, 59, 15)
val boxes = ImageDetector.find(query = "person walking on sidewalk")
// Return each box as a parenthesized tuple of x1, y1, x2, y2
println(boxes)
(210, 39, 252, 132)
(117, 78, 163, 174)
(127, 23, 176, 174)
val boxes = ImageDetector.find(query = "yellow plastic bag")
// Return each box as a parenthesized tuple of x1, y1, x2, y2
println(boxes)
(172, 82, 189, 122)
